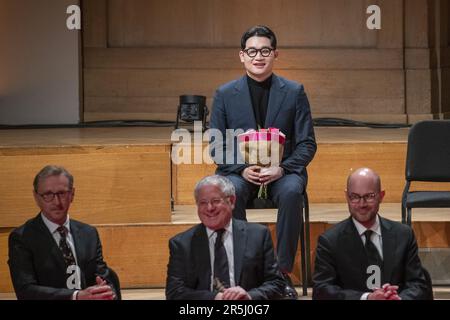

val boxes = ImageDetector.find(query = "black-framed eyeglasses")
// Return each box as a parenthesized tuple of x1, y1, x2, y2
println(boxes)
(243, 47, 274, 58)
(348, 192, 378, 203)
(37, 190, 72, 202)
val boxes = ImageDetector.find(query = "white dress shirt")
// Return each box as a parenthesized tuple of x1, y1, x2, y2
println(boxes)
(206, 220, 235, 291)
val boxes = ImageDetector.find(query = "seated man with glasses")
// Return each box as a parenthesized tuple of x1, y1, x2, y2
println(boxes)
(312, 167, 432, 300)
(8, 165, 118, 300)
(209, 25, 316, 299)
(166, 175, 286, 300)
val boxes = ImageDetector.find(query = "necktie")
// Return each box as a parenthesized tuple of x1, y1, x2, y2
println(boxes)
(214, 229, 230, 289)
(57, 226, 76, 267)
(364, 230, 383, 268)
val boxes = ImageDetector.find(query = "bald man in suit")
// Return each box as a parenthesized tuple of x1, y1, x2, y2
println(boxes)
(313, 168, 432, 300)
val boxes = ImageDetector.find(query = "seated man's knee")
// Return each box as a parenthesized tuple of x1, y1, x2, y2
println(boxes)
(277, 185, 303, 204)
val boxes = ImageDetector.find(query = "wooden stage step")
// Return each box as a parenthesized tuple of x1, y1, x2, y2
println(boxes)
(2, 126, 450, 227)
(173, 127, 450, 205)
(0, 128, 172, 226)
(1, 204, 449, 293)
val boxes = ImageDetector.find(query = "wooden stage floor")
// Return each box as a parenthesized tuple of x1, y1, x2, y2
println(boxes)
(0, 126, 410, 148)
(1, 286, 450, 300)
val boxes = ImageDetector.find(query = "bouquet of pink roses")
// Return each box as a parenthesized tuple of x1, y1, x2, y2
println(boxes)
(238, 128, 285, 199)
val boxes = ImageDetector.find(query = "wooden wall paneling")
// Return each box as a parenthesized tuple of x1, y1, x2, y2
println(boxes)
(376, 0, 404, 48)
(405, 0, 430, 48)
(83, 0, 412, 123)
(84, 68, 405, 116)
(108, 0, 215, 47)
(82, 0, 108, 48)
(212, 0, 377, 48)
(84, 48, 403, 70)
(173, 140, 450, 205)
(0, 229, 13, 293)
(441, 0, 450, 116)
(97, 224, 189, 288)
(107, 0, 377, 48)
(406, 69, 438, 116)
(174, 142, 406, 205)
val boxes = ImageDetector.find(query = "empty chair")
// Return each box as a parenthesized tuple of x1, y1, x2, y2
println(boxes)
(401, 120, 450, 225)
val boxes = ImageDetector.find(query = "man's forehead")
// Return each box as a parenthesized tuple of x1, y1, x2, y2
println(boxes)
(37, 174, 69, 189)
(348, 176, 378, 190)
(198, 185, 223, 196)
(245, 36, 271, 46)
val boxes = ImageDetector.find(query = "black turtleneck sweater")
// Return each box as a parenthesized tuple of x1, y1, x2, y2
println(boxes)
(247, 75, 272, 128)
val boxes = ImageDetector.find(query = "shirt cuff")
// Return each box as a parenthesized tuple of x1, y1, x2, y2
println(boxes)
(360, 292, 370, 300)
(72, 290, 79, 300)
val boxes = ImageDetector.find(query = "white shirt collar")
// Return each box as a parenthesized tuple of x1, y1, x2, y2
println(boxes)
(206, 219, 233, 239)
(40, 212, 71, 234)
(352, 214, 381, 237)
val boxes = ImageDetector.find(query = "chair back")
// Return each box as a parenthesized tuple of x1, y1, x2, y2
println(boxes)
(406, 120, 450, 182)
(422, 267, 434, 300)
(108, 267, 122, 300)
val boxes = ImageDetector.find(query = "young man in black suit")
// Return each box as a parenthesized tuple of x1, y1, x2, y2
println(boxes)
(313, 167, 432, 300)
(166, 175, 286, 300)
(8, 165, 117, 300)
(209, 25, 317, 299)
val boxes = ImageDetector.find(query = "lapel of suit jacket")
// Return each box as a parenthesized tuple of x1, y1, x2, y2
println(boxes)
(192, 224, 212, 289)
(265, 74, 287, 128)
(380, 217, 396, 283)
(35, 214, 67, 273)
(342, 217, 367, 268)
(69, 220, 87, 288)
(232, 218, 247, 285)
(233, 76, 257, 129)
(69, 221, 84, 268)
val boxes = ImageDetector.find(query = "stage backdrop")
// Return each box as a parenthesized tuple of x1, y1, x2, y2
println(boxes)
(82, 0, 450, 124)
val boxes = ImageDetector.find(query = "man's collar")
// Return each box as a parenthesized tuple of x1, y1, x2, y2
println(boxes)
(352, 215, 381, 236)
(40, 212, 70, 234)
(206, 219, 233, 239)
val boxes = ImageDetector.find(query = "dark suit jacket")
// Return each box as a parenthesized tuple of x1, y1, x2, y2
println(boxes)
(312, 216, 432, 300)
(8, 214, 114, 300)
(165, 219, 285, 300)
(210, 74, 316, 178)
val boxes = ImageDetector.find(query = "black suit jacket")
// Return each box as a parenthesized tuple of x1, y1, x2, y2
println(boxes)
(210, 74, 317, 177)
(312, 216, 432, 300)
(166, 219, 285, 300)
(8, 214, 114, 300)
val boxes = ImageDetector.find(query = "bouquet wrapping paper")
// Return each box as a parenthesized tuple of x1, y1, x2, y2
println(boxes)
(238, 128, 285, 198)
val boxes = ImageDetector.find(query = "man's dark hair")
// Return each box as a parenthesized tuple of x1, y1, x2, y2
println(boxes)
(240, 25, 277, 50)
